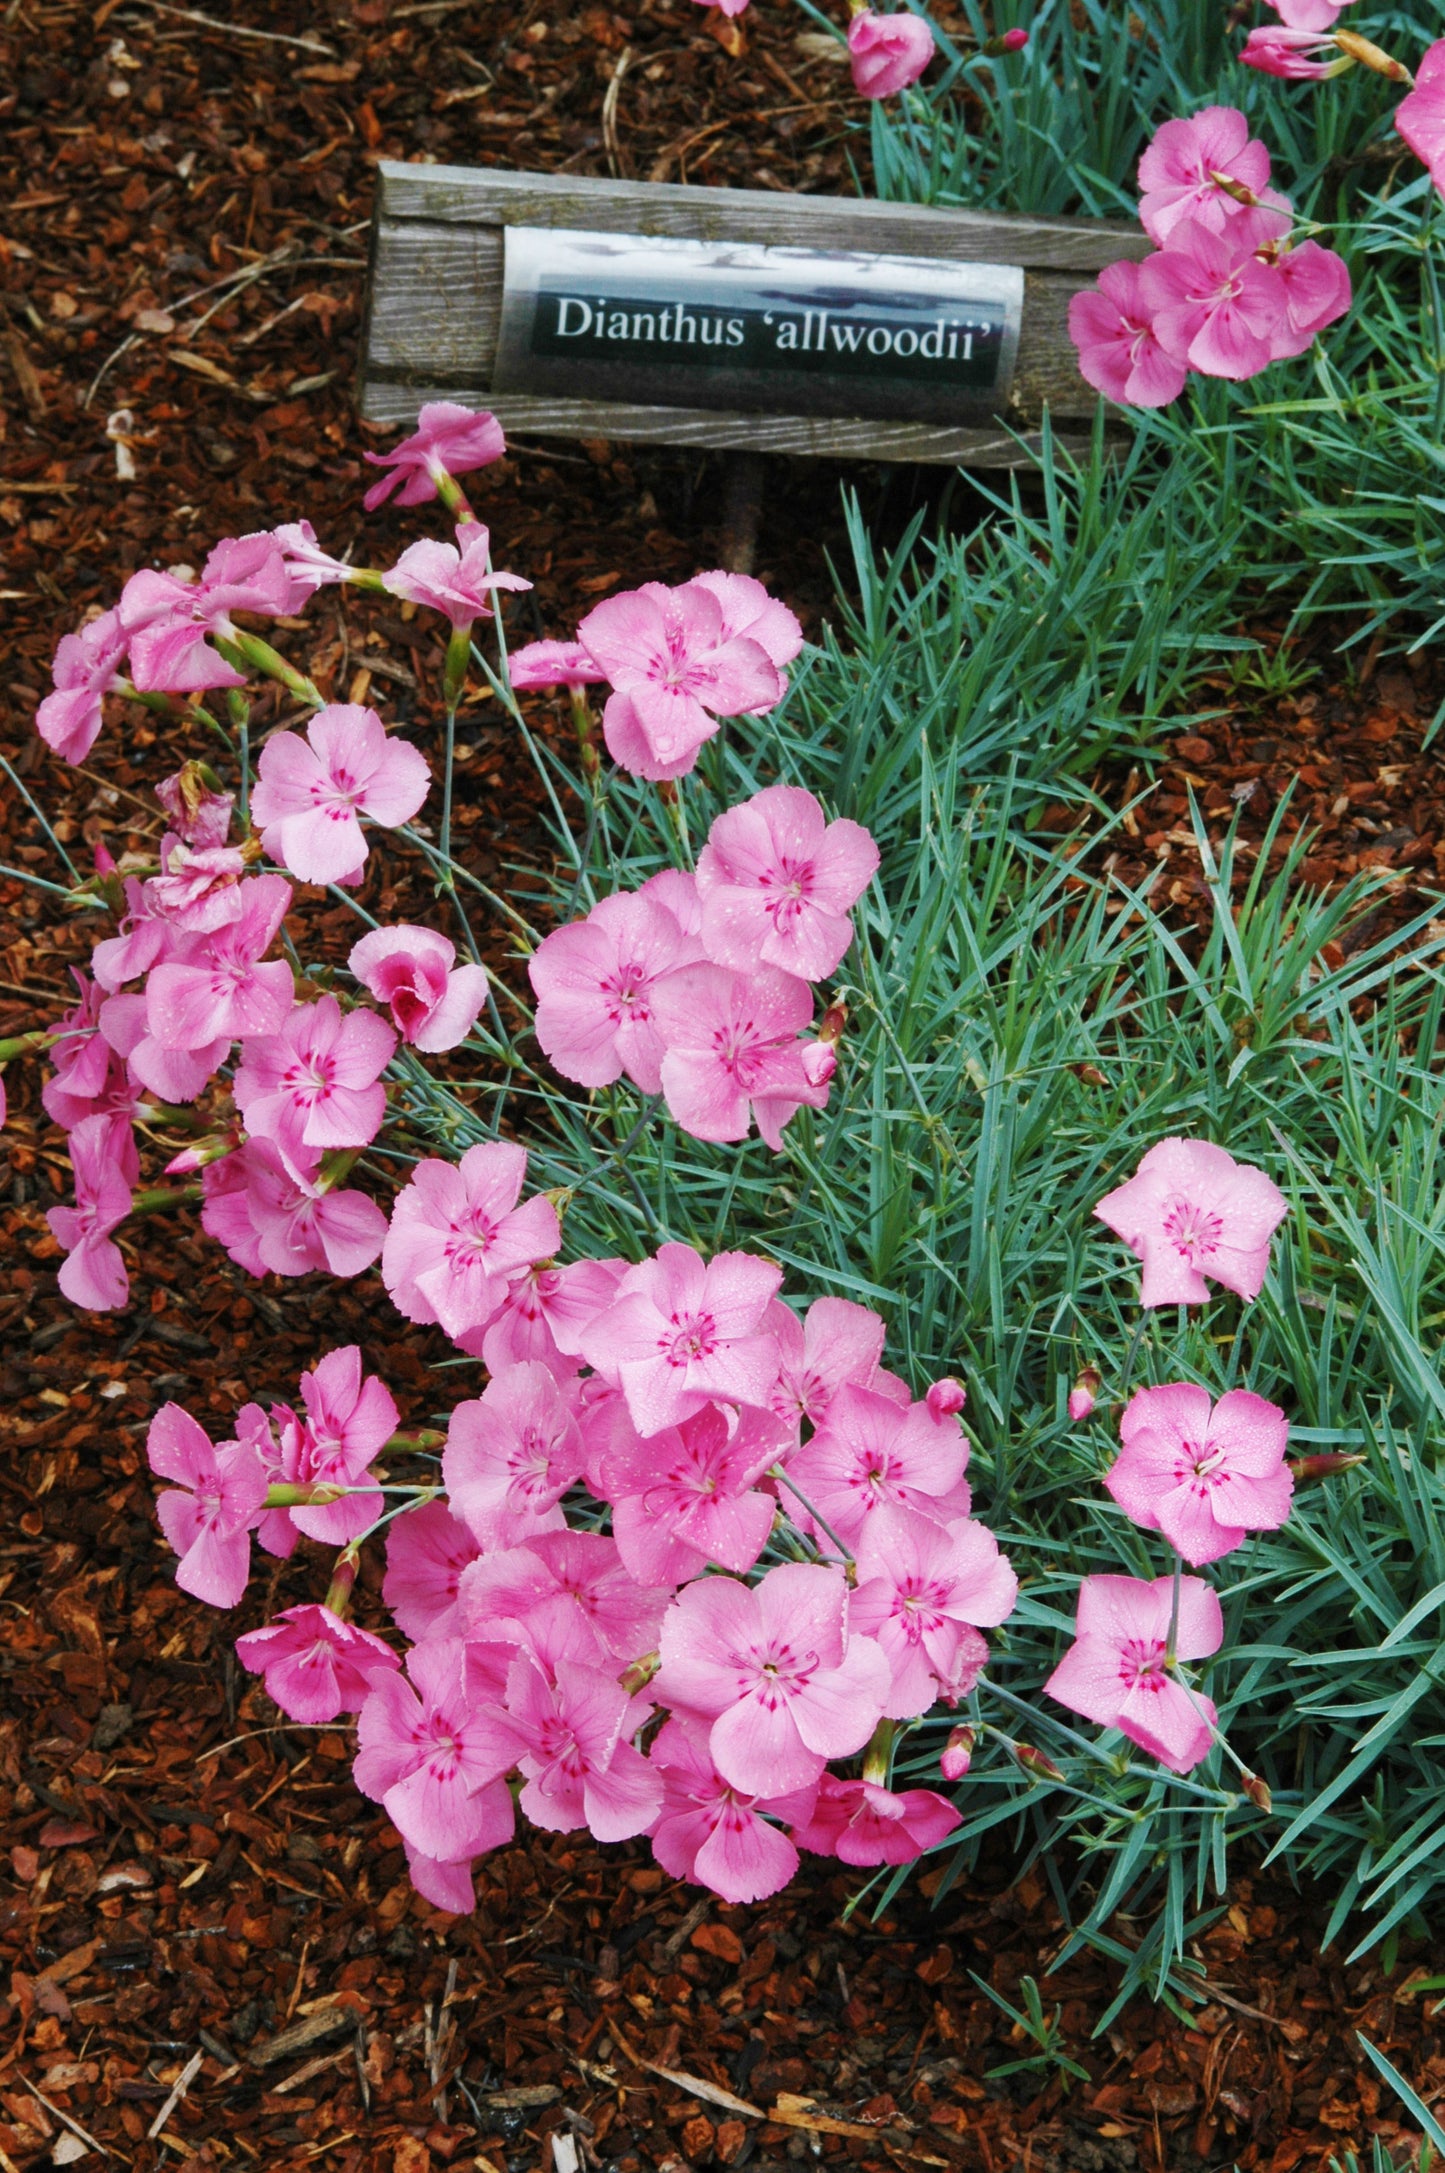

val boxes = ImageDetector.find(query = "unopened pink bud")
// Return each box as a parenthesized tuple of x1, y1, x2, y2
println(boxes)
(926, 1377, 966, 1421)
(93, 841, 118, 876)
(1010, 1741, 1065, 1783)
(940, 1724, 976, 1781)
(982, 24, 1028, 53)
(801, 1041, 837, 1088)
(163, 1134, 237, 1175)
(1067, 1365, 1102, 1422)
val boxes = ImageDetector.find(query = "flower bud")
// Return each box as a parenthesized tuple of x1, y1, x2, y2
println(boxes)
(801, 1040, 837, 1088)
(620, 1650, 660, 1696)
(926, 1377, 966, 1422)
(817, 999, 848, 1047)
(1289, 1452, 1366, 1481)
(940, 1725, 976, 1781)
(1333, 28, 1411, 78)
(1241, 1770, 1273, 1814)
(982, 26, 1028, 52)
(1009, 1740, 1065, 1783)
(1067, 1365, 1102, 1423)
(93, 840, 118, 877)
(163, 1134, 238, 1176)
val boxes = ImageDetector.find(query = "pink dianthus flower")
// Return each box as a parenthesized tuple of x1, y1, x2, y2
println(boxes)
(236, 1604, 399, 1724)
(1044, 1573, 1222, 1774)
(348, 925, 489, 1053)
(251, 705, 430, 886)
(381, 1141, 561, 1343)
(846, 9, 935, 98)
(362, 403, 506, 511)
(1107, 1382, 1292, 1564)
(147, 1402, 269, 1609)
(578, 1239, 782, 1436)
(792, 1776, 961, 1865)
(695, 784, 879, 982)
(1094, 1136, 1287, 1306)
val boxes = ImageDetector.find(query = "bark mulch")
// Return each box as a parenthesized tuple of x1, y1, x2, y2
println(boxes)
(5, 5, 1445, 2172)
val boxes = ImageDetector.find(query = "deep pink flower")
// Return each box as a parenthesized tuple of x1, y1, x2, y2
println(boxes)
(501, 1648, 662, 1841)
(579, 579, 784, 781)
(1107, 1383, 1292, 1565)
(42, 972, 143, 1139)
(1069, 259, 1189, 408)
(1240, 24, 1351, 77)
(459, 1530, 668, 1671)
(122, 533, 305, 694)
(147, 1402, 269, 1609)
(201, 1137, 388, 1280)
(235, 1604, 399, 1724)
(443, 1362, 587, 1541)
(850, 1505, 1017, 1717)
(793, 1776, 961, 1865)
(648, 1716, 815, 1902)
(1139, 222, 1288, 380)
(381, 1141, 561, 1343)
(362, 402, 506, 511)
(1044, 1573, 1223, 1774)
(1268, 241, 1352, 358)
(384, 1502, 485, 1645)
(652, 962, 830, 1151)
(785, 1383, 971, 1549)
(764, 1294, 900, 1431)
(251, 705, 430, 886)
(353, 1638, 518, 1863)
(508, 639, 609, 691)
(529, 889, 701, 1094)
(695, 785, 878, 982)
(1137, 107, 1273, 245)
(348, 925, 489, 1052)
(145, 872, 294, 1051)
(601, 1402, 787, 1583)
(578, 1239, 781, 1436)
(37, 608, 126, 764)
(847, 9, 935, 97)
(381, 524, 532, 629)
(47, 1112, 134, 1312)
(925, 1378, 966, 1422)
(656, 1561, 891, 1797)
(1398, 41, 1445, 201)
(1094, 1137, 1288, 1306)
(234, 996, 396, 1157)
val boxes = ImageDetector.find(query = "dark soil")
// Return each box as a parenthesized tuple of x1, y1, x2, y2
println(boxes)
(4, 4, 1445, 2170)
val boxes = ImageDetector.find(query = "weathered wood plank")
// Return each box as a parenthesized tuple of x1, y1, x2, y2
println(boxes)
(358, 379, 1096, 468)
(372, 160, 1149, 275)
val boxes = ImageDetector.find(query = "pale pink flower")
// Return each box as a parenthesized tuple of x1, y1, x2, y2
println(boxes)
(285, 1344, 399, 1545)
(384, 1500, 485, 1644)
(154, 767, 234, 848)
(508, 639, 608, 691)
(578, 1239, 781, 1436)
(443, 1362, 587, 1540)
(695, 785, 878, 982)
(473, 1256, 627, 1377)
(47, 1113, 134, 1312)
(1107, 1382, 1292, 1564)
(1397, 41, 1445, 201)
(100, 983, 228, 1107)
(648, 1716, 815, 1902)
(362, 402, 507, 511)
(144, 871, 294, 1051)
(1240, 24, 1352, 77)
(91, 877, 179, 993)
(1268, 241, 1352, 358)
(501, 1648, 662, 1841)
(639, 866, 703, 936)
(404, 1842, 482, 1914)
(655, 1560, 890, 1797)
(601, 1402, 787, 1584)
(1137, 107, 1273, 245)
(37, 608, 126, 764)
(785, 1383, 971, 1549)
(201, 1137, 388, 1280)
(1139, 222, 1287, 381)
(235, 1604, 399, 1724)
(764, 1294, 899, 1431)
(1068, 260, 1189, 408)
(42, 972, 143, 1137)
(528, 889, 701, 1094)
(580, 579, 784, 781)
(850, 1505, 1017, 1718)
(793, 1777, 961, 1865)
(692, 0, 749, 19)
(688, 570, 804, 676)
(121, 532, 305, 693)
(348, 925, 489, 1052)
(1265, 0, 1353, 26)
(147, 1402, 269, 1609)
(251, 705, 430, 886)
(353, 1638, 518, 1863)
(272, 519, 364, 592)
(144, 836, 247, 933)
(1044, 1573, 1223, 1774)
(234, 996, 396, 1157)
(381, 524, 532, 629)
(847, 9, 935, 97)
(459, 1530, 668, 1671)
(1094, 1136, 1288, 1306)
(381, 1141, 561, 1342)
(652, 962, 831, 1151)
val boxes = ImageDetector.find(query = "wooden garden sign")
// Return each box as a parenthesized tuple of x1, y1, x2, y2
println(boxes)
(359, 162, 1147, 467)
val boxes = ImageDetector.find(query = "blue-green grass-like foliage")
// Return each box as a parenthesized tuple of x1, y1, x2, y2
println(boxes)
(352, 433, 1445, 2003)
(841, 0, 1445, 652)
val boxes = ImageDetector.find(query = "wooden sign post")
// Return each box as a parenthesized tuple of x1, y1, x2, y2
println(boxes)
(359, 163, 1147, 470)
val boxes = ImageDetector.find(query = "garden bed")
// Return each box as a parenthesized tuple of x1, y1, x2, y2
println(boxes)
(5, 5, 1445, 2172)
